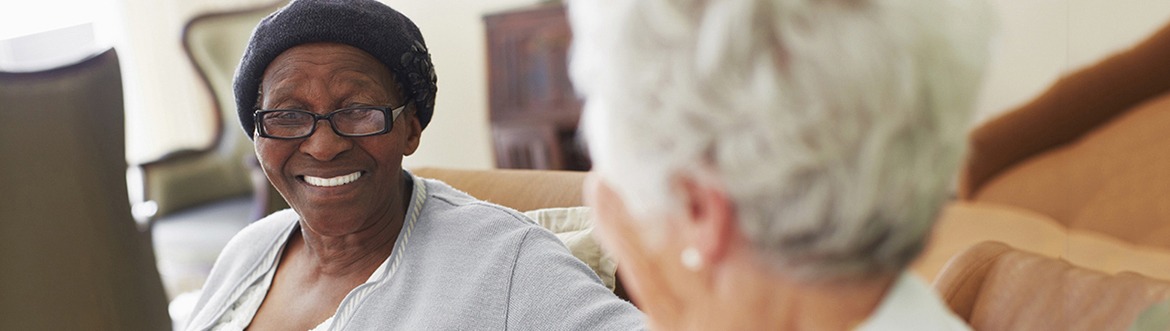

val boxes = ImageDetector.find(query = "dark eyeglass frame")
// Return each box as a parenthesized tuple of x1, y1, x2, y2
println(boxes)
(253, 102, 409, 139)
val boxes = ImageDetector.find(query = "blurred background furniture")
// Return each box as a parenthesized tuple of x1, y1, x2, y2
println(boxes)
(148, 0, 289, 304)
(934, 241, 1170, 331)
(959, 20, 1170, 251)
(484, 3, 590, 170)
(0, 48, 171, 330)
(911, 19, 1170, 284)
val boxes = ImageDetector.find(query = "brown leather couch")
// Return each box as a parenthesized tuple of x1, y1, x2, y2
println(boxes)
(912, 20, 1170, 283)
(961, 24, 1170, 233)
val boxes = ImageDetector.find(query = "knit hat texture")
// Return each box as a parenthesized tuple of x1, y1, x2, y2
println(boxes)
(234, 0, 438, 139)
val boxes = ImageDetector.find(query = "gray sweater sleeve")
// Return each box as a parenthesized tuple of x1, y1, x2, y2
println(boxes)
(504, 228, 645, 330)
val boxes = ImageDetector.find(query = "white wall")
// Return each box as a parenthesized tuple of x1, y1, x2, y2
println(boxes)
(115, 0, 1170, 167)
(117, 0, 274, 164)
(391, 0, 542, 170)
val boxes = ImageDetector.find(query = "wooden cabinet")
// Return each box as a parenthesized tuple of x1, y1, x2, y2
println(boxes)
(484, 3, 590, 170)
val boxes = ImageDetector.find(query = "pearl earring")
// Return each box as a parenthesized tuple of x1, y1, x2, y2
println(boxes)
(680, 247, 703, 271)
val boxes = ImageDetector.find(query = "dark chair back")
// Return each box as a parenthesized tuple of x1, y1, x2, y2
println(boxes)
(0, 48, 171, 330)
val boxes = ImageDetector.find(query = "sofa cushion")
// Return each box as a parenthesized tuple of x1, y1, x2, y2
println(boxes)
(914, 202, 1068, 281)
(973, 91, 1170, 249)
(524, 207, 617, 290)
(915, 201, 1170, 282)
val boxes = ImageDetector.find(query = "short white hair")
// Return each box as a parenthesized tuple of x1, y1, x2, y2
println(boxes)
(570, 0, 993, 280)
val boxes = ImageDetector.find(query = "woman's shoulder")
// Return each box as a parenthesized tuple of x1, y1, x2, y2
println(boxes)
(212, 209, 298, 275)
(419, 177, 536, 228)
(187, 209, 298, 330)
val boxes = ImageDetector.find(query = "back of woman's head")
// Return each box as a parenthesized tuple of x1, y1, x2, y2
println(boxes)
(570, 0, 993, 280)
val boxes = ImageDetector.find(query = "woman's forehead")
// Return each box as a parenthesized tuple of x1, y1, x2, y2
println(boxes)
(261, 43, 402, 100)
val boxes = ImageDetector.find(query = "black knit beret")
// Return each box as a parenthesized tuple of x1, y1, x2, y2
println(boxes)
(234, 0, 438, 139)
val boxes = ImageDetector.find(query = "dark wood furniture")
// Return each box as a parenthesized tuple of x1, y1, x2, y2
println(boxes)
(484, 3, 590, 170)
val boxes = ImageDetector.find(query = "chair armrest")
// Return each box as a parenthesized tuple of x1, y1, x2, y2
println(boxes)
(135, 145, 253, 222)
(931, 241, 1013, 321)
(934, 241, 1170, 330)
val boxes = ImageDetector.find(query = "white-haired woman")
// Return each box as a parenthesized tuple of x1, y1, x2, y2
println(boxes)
(569, 0, 993, 329)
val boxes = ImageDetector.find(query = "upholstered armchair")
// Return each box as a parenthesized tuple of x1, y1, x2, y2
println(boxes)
(135, 1, 290, 227)
(146, 1, 292, 300)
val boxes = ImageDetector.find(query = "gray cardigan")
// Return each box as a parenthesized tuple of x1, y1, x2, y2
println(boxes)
(186, 173, 644, 330)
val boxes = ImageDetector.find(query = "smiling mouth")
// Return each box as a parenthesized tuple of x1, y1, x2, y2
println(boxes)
(301, 171, 363, 187)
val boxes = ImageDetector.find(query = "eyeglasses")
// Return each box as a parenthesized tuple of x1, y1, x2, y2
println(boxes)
(254, 102, 408, 139)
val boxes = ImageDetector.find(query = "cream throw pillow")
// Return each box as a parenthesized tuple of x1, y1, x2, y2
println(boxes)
(523, 207, 617, 290)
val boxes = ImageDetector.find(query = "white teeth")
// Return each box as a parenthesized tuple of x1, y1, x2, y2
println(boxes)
(303, 171, 362, 187)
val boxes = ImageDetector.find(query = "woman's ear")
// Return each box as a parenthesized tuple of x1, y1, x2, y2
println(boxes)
(403, 110, 423, 156)
(677, 175, 738, 268)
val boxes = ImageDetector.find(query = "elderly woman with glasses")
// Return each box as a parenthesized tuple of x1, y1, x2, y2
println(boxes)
(569, 0, 992, 329)
(183, 1, 643, 330)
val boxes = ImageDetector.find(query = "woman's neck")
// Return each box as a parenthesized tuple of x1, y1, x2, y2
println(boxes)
(713, 255, 897, 331)
(294, 175, 414, 277)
